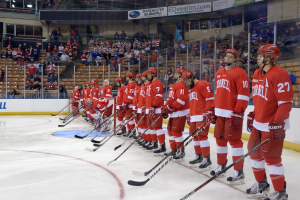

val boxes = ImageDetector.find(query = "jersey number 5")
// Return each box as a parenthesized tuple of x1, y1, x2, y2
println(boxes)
(278, 82, 290, 93)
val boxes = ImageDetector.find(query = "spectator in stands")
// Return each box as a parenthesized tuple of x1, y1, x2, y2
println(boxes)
(47, 81, 55, 90)
(130, 51, 135, 66)
(60, 52, 70, 67)
(17, 58, 23, 65)
(22, 43, 28, 53)
(33, 61, 39, 75)
(86, 52, 92, 66)
(46, 52, 52, 64)
(277, 36, 284, 47)
(120, 31, 126, 40)
(180, 40, 187, 54)
(95, 55, 102, 66)
(12, 49, 17, 58)
(117, 55, 122, 66)
(150, 51, 157, 67)
(287, 69, 297, 84)
(47, 61, 55, 77)
(39, 59, 46, 75)
(36, 44, 41, 59)
(158, 53, 163, 67)
(138, 50, 144, 66)
(179, 62, 184, 69)
(81, 52, 87, 65)
(24, 49, 29, 62)
(33, 49, 38, 61)
(114, 32, 119, 40)
(33, 81, 41, 91)
(28, 63, 37, 79)
(34, 74, 41, 82)
(0, 68, 4, 82)
(111, 57, 117, 72)
(53, 53, 60, 66)
(46, 74, 54, 82)
(59, 85, 67, 98)
(1, 52, 5, 59)
(26, 77, 34, 90)
(106, 55, 110, 66)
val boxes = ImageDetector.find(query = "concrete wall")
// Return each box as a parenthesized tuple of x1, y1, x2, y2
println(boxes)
(267, 0, 300, 22)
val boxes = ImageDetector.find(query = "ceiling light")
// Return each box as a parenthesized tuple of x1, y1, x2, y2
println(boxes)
(12, 4, 15, 7)
(27, 4, 32, 8)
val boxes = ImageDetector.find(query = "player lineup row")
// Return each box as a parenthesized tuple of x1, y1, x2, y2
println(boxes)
(63, 44, 291, 200)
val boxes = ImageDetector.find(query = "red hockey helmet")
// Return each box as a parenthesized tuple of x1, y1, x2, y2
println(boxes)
(181, 70, 193, 81)
(147, 67, 157, 74)
(142, 71, 148, 77)
(225, 49, 239, 58)
(175, 68, 186, 75)
(89, 82, 95, 86)
(115, 77, 123, 82)
(136, 73, 142, 78)
(258, 44, 280, 62)
(93, 78, 98, 83)
(126, 72, 134, 78)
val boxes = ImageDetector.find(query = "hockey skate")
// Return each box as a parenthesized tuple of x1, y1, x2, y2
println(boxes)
(123, 130, 131, 137)
(128, 130, 136, 139)
(173, 149, 185, 162)
(145, 141, 158, 152)
(142, 141, 151, 149)
(199, 156, 212, 171)
(264, 189, 288, 200)
(189, 154, 203, 168)
(246, 179, 270, 199)
(210, 161, 227, 177)
(116, 129, 126, 136)
(153, 143, 166, 156)
(227, 169, 245, 185)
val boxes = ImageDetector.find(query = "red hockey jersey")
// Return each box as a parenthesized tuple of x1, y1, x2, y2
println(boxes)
(132, 85, 140, 110)
(92, 98, 109, 112)
(100, 85, 112, 98)
(90, 87, 99, 100)
(146, 79, 164, 114)
(214, 66, 249, 118)
(116, 85, 126, 109)
(189, 80, 214, 122)
(252, 66, 293, 132)
(84, 87, 90, 100)
(137, 84, 147, 113)
(125, 81, 137, 106)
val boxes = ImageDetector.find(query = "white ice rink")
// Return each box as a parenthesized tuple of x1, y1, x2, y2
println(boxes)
(0, 115, 299, 200)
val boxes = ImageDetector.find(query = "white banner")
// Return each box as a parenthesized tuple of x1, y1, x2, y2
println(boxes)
(213, 0, 263, 11)
(168, 2, 211, 16)
(128, 7, 167, 20)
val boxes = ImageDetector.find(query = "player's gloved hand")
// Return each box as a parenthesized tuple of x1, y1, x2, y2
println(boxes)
(230, 112, 244, 128)
(70, 98, 75, 104)
(269, 121, 285, 142)
(149, 107, 156, 119)
(163, 104, 175, 115)
(204, 107, 216, 124)
(186, 113, 190, 126)
(122, 102, 129, 111)
(163, 113, 169, 119)
(247, 112, 255, 131)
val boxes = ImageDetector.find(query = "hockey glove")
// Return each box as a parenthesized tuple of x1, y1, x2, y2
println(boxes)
(247, 112, 255, 131)
(149, 107, 156, 119)
(204, 108, 216, 124)
(186, 113, 190, 126)
(231, 112, 244, 128)
(163, 113, 169, 119)
(122, 102, 129, 111)
(269, 121, 285, 142)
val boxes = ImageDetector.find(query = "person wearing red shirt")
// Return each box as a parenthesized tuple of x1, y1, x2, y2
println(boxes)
(131, 73, 142, 139)
(47, 43, 52, 52)
(67, 40, 71, 49)
(81, 52, 87, 64)
(72, 39, 78, 52)
(52, 45, 58, 54)
(88, 82, 100, 122)
(161, 68, 190, 158)
(246, 44, 292, 199)
(47, 81, 55, 90)
(150, 51, 157, 67)
(99, 79, 113, 131)
(71, 85, 80, 116)
(115, 77, 127, 136)
(83, 82, 91, 120)
(144, 67, 164, 152)
(182, 70, 214, 170)
(208, 49, 249, 185)
(47, 61, 55, 76)
(122, 72, 137, 137)
(17, 58, 23, 65)
(28, 63, 37, 79)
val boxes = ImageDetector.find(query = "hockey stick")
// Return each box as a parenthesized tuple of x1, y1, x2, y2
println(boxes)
(60, 105, 83, 122)
(58, 114, 81, 127)
(90, 110, 127, 143)
(85, 114, 136, 152)
(107, 113, 163, 166)
(114, 113, 146, 151)
(51, 102, 71, 116)
(127, 121, 211, 186)
(180, 138, 272, 200)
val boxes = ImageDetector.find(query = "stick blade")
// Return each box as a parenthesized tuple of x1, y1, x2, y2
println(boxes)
(84, 147, 96, 152)
(132, 170, 146, 176)
(51, 114, 56, 116)
(93, 143, 101, 147)
(74, 135, 84, 139)
(58, 124, 65, 127)
(114, 145, 121, 151)
(127, 178, 150, 186)
(91, 139, 100, 143)
(107, 159, 115, 166)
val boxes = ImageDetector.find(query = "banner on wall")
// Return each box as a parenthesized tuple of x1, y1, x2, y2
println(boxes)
(168, 2, 211, 16)
(128, 7, 167, 20)
(213, 0, 263, 11)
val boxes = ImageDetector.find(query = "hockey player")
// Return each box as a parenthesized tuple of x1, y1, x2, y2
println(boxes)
(181, 70, 214, 169)
(87, 82, 99, 124)
(131, 73, 142, 139)
(145, 67, 164, 153)
(71, 85, 80, 116)
(92, 78, 100, 92)
(80, 83, 87, 118)
(123, 72, 137, 137)
(115, 77, 127, 136)
(161, 68, 189, 158)
(246, 44, 292, 200)
(86, 97, 110, 129)
(100, 79, 113, 131)
(138, 71, 152, 147)
(208, 49, 249, 185)
(83, 82, 91, 122)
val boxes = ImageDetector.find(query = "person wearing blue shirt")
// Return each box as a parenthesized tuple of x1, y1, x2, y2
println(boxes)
(287, 69, 297, 84)
(33, 74, 41, 82)
(46, 74, 54, 82)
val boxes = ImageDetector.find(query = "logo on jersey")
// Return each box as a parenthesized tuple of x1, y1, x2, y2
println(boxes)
(189, 92, 199, 101)
(216, 79, 230, 92)
(252, 80, 268, 101)
(129, 11, 140, 18)
(0, 102, 7, 109)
